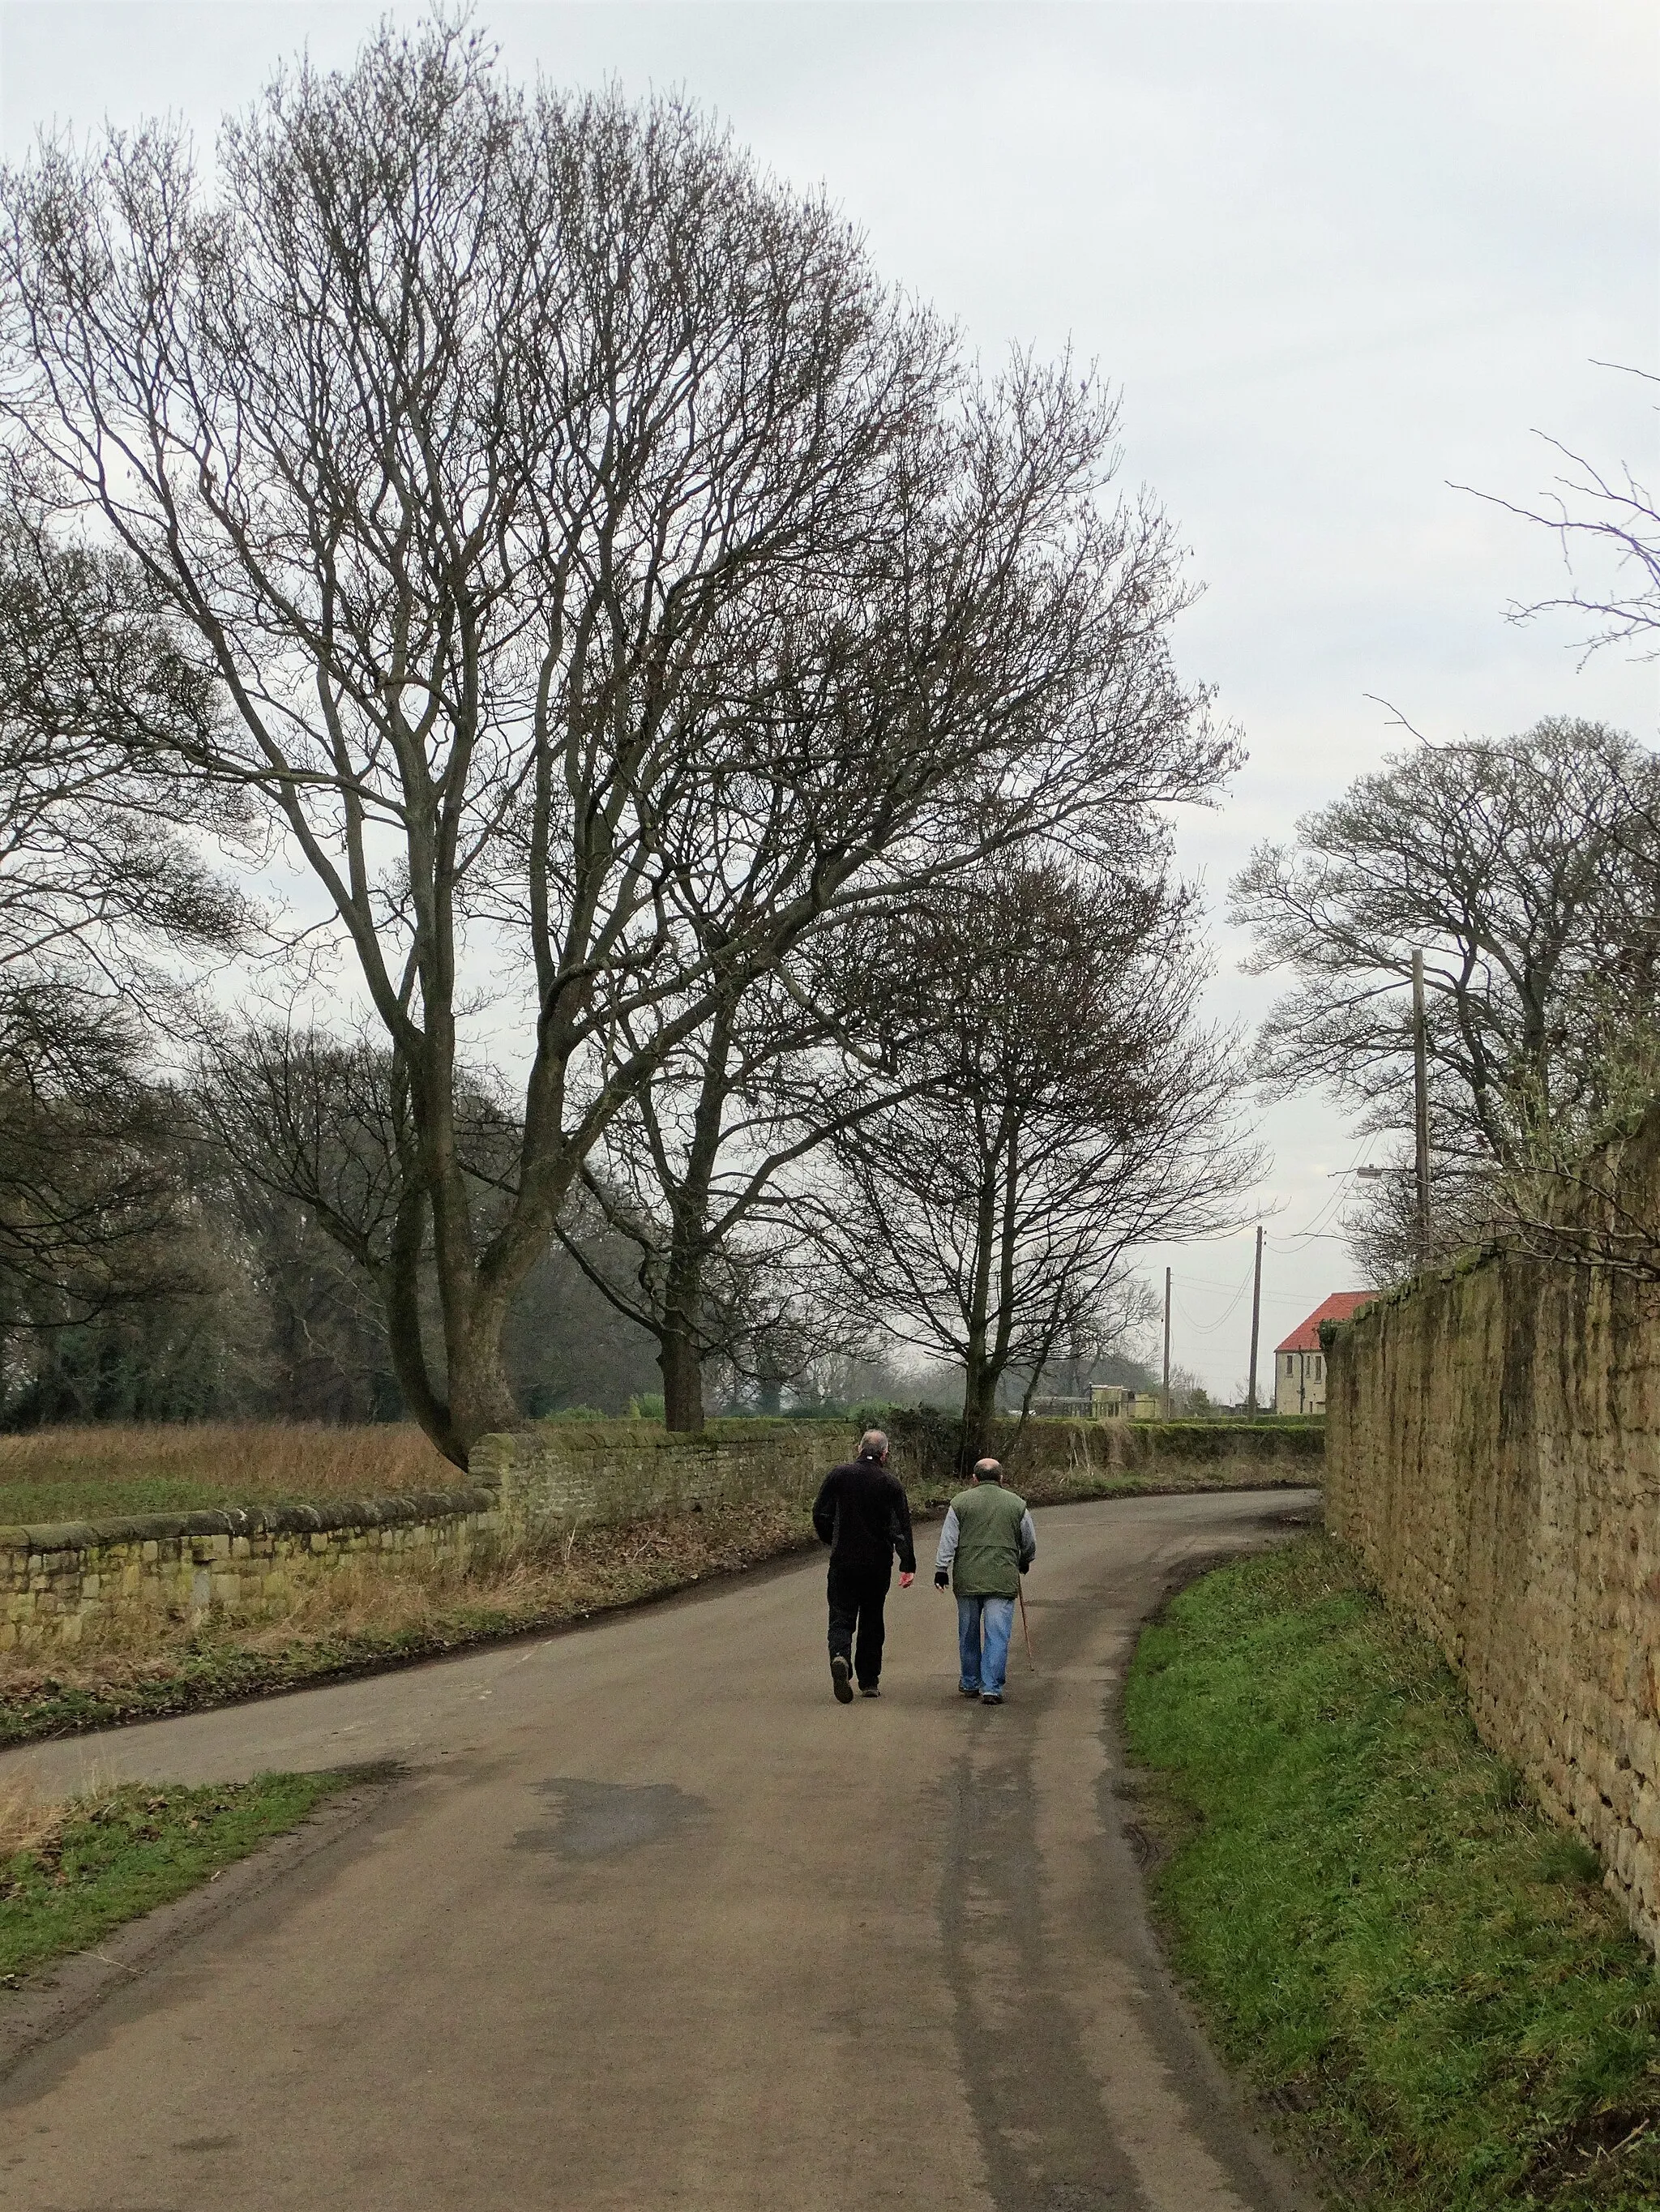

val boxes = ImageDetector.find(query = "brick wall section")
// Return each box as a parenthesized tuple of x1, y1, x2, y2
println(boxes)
(1324, 1106, 1660, 1953)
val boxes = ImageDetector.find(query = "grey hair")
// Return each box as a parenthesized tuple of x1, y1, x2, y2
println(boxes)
(973, 1457, 1003, 1481)
(859, 1428, 889, 1460)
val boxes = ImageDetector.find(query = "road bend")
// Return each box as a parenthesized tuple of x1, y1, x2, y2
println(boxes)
(0, 1486, 1318, 2212)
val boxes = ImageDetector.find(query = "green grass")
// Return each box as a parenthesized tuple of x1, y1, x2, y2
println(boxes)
(1123, 1537, 1660, 2211)
(1, 1773, 350, 1984)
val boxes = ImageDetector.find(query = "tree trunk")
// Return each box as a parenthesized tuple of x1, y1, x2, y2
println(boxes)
(656, 1222, 710, 1435)
(960, 1355, 1000, 1474)
(659, 1328, 705, 1435)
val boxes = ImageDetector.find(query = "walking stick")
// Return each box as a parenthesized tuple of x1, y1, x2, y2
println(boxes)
(1017, 1578, 1035, 1667)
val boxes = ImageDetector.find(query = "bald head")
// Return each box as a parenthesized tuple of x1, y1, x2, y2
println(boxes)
(859, 1428, 889, 1462)
(973, 1457, 1003, 1483)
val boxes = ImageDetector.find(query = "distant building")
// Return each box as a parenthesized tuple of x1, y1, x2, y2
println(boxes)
(1274, 1292, 1373, 1414)
(1091, 1384, 1162, 1420)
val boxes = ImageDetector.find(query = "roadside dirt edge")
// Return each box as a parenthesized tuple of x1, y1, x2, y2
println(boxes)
(0, 1765, 404, 2083)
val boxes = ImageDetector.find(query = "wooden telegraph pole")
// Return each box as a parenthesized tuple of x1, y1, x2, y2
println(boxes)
(1247, 1224, 1264, 1414)
(1162, 1264, 1172, 1419)
(1412, 950, 1431, 1271)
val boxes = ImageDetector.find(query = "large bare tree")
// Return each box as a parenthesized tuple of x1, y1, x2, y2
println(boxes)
(558, 917, 942, 1432)
(1231, 717, 1660, 1275)
(811, 861, 1256, 1460)
(1232, 720, 1658, 1157)
(0, 21, 1226, 1464)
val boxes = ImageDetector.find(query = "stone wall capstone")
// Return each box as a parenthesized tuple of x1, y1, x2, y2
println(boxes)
(1324, 1102, 1660, 1953)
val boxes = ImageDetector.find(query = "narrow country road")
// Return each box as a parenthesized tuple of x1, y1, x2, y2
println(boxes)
(0, 1487, 1317, 2212)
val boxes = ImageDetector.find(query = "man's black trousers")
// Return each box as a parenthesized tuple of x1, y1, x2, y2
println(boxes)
(826, 1560, 892, 1688)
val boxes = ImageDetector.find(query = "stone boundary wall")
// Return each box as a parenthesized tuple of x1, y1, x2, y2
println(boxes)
(1324, 1106, 1660, 1952)
(1, 1410, 1323, 1659)
(472, 1418, 847, 1531)
(0, 1488, 504, 1652)
(0, 1422, 850, 1654)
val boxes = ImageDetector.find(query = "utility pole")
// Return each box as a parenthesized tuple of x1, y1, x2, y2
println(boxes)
(1247, 1224, 1264, 1416)
(1412, 950, 1431, 1272)
(1162, 1265, 1172, 1420)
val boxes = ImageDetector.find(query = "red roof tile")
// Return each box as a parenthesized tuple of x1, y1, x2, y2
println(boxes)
(1275, 1291, 1373, 1354)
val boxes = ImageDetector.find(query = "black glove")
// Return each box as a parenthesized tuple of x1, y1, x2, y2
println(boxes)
(1019, 1560, 1030, 1576)
(934, 1569, 949, 1589)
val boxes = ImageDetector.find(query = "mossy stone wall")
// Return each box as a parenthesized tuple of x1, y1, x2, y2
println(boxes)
(1325, 1105, 1660, 1952)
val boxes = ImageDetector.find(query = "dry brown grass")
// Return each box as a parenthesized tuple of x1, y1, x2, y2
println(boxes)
(0, 1772, 63, 1859)
(0, 1495, 818, 1727)
(0, 1421, 454, 1525)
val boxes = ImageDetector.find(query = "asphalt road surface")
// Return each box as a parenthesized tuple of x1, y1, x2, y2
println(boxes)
(0, 1487, 1319, 2212)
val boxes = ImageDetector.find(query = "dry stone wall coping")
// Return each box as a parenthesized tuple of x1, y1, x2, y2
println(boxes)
(0, 1487, 501, 1557)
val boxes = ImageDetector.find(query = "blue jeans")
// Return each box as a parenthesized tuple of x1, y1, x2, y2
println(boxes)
(956, 1594, 1016, 1696)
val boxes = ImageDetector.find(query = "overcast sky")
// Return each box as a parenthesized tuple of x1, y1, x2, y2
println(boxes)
(2, 1, 1656, 1392)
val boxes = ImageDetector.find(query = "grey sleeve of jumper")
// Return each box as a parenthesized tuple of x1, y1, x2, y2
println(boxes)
(1018, 1511, 1037, 1570)
(934, 1505, 961, 1576)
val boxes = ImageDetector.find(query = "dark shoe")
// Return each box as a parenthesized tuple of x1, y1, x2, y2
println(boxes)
(858, 1683, 881, 1698)
(959, 1684, 982, 1699)
(831, 1655, 854, 1704)
(980, 1692, 1003, 1705)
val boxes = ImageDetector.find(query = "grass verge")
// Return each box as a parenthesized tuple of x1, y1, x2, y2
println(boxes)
(0, 1770, 349, 1985)
(1123, 1535, 1660, 2212)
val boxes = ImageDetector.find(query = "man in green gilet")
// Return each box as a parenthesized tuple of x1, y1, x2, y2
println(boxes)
(932, 1457, 1036, 1705)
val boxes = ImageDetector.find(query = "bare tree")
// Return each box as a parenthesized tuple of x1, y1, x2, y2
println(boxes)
(560, 921, 939, 1432)
(0, 504, 249, 1324)
(1232, 718, 1660, 1277)
(1232, 720, 1657, 1157)
(811, 861, 1257, 1461)
(1458, 366, 1660, 661)
(0, 21, 1228, 1465)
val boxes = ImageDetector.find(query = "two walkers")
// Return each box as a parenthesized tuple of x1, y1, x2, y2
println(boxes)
(811, 1431, 1036, 1705)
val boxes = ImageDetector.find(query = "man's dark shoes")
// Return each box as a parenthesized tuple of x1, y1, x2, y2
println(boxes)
(980, 1692, 1003, 1705)
(858, 1683, 881, 1698)
(831, 1654, 854, 1704)
(959, 1684, 982, 1699)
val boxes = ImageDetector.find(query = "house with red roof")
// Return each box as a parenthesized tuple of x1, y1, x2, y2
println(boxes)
(1274, 1292, 1372, 1414)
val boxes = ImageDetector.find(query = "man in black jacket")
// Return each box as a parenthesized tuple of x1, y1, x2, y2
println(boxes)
(811, 1429, 916, 1701)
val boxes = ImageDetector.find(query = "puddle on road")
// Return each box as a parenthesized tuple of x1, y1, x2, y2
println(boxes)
(513, 1777, 708, 1859)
